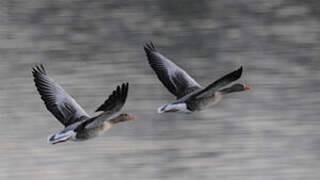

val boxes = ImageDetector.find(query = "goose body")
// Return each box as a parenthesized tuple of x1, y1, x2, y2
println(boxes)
(144, 42, 250, 113)
(32, 65, 135, 144)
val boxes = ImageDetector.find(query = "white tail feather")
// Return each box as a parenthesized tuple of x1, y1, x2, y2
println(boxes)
(157, 103, 190, 113)
(47, 130, 75, 144)
(157, 105, 167, 113)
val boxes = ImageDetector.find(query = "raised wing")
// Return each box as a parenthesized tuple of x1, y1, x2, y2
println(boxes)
(144, 42, 201, 99)
(191, 66, 243, 99)
(77, 83, 129, 130)
(32, 65, 90, 127)
(95, 82, 129, 113)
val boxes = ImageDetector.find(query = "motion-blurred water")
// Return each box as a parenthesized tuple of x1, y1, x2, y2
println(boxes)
(0, 0, 320, 179)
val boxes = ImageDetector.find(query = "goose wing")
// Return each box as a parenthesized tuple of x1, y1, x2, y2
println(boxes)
(144, 42, 201, 99)
(77, 83, 129, 129)
(32, 65, 90, 127)
(95, 82, 129, 113)
(191, 66, 243, 99)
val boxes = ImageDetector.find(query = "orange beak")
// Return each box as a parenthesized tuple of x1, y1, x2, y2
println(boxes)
(244, 85, 251, 90)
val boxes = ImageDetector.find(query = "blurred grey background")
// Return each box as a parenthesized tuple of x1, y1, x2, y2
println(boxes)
(0, 0, 320, 179)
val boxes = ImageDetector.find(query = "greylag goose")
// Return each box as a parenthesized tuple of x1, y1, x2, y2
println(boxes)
(144, 42, 250, 113)
(32, 65, 135, 144)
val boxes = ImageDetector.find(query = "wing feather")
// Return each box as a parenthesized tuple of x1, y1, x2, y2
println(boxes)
(32, 65, 90, 127)
(95, 82, 129, 113)
(77, 83, 129, 130)
(144, 42, 201, 99)
(191, 66, 243, 99)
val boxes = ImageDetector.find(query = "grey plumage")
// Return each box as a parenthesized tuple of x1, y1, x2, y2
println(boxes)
(96, 83, 128, 112)
(32, 65, 90, 127)
(144, 42, 201, 99)
(190, 66, 242, 99)
(144, 42, 248, 113)
(33, 65, 133, 144)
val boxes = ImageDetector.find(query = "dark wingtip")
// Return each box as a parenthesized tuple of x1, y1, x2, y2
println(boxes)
(144, 41, 157, 53)
(32, 64, 46, 75)
(95, 82, 130, 112)
(235, 66, 243, 78)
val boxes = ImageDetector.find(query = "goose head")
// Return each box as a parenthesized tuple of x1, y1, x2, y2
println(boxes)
(220, 83, 250, 94)
(109, 113, 136, 124)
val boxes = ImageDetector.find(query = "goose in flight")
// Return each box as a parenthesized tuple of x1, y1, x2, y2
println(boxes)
(32, 65, 135, 144)
(144, 42, 250, 113)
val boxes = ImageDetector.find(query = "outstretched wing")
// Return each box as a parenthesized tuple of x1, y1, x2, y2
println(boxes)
(78, 83, 129, 130)
(191, 66, 243, 99)
(95, 82, 129, 113)
(144, 42, 201, 99)
(32, 65, 90, 127)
